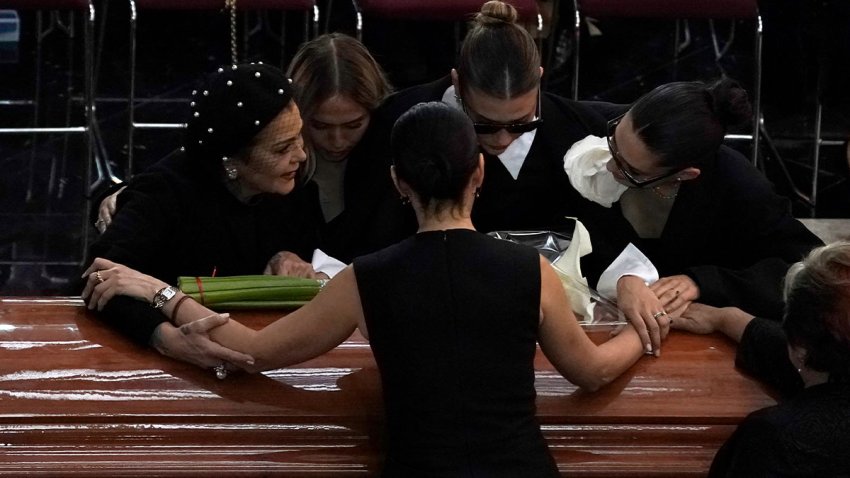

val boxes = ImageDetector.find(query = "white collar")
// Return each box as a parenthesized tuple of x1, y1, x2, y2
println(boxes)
(442, 85, 536, 180)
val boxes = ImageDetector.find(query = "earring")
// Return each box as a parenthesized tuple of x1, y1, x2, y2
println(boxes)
(400, 196, 411, 206)
(225, 167, 238, 180)
(474, 187, 481, 198)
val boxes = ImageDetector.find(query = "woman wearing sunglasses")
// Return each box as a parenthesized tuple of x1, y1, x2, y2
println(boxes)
(565, 78, 823, 354)
(339, 0, 618, 258)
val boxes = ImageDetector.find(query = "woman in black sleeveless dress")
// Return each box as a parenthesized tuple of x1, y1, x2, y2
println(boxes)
(84, 102, 654, 476)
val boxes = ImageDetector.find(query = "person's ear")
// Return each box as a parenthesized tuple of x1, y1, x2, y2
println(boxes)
(472, 154, 485, 188)
(451, 69, 460, 94)
(390, 165, 410, 198)
(676, 167, 701, 182)
(788, 344, 807, 372)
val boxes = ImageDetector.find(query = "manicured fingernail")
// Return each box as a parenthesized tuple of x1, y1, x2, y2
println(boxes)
(246, 359, 255, 366)
(645, 344, 652, 353)
(654, 350, 661, 357)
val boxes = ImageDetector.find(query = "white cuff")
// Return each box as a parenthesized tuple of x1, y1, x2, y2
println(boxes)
(311, 249, 347, 279)
(597, 243, 659, 299)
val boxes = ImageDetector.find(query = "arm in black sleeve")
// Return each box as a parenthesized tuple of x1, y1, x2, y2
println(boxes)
(685, 148, 823, 317)
(86, 174, 181, 345)
(736, 317, 804, 397)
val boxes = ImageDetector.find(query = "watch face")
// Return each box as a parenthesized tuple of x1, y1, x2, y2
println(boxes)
(153, 286, 178, 308)
(162, 286, 177, 300)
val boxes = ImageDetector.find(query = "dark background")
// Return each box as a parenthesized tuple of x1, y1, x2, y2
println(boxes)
(0, 0, 848, 295)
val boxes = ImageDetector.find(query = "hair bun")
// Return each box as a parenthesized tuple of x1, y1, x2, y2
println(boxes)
(707, 78, 752, 129)
(476, 0, 518, 25)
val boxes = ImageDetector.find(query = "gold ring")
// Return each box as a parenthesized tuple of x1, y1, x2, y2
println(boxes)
(652, 311, 666, 319)
(95, 270, 104, 284)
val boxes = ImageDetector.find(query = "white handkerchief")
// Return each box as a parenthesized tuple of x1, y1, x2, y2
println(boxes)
(311, 248, 347, 278)
(596, 243, 659, 300)
(563, 134, 628, 207)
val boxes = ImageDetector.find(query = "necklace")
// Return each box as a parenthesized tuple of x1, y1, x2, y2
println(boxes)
(650, 182, 680, 200)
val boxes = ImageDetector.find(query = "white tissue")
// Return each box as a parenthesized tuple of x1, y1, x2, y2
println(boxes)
(563, 135, 628, 207)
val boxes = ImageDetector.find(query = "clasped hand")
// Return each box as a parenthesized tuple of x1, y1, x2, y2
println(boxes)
(82, 257, 168, 310)
(615, 274, 699, 356)
(264, 250, 327, 278)
(81, 257, 253, 371)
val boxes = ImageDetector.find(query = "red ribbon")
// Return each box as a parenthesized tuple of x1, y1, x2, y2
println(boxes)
(195, 276, 206, 305)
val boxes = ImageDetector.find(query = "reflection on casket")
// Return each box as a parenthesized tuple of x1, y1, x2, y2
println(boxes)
(0, 298, 777, 476)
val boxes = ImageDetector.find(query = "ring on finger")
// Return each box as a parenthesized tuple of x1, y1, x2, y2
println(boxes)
(95, 270, 105, 284)
(652, 310, 667, 319)
(214, 364, 228, 380)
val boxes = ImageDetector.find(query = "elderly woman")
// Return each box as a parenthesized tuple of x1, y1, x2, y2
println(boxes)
(672, 241, 850, 476)
(95, 34, 391, 264)
(83, 102, 654, 477)
(85, 63, 334, 368)
(564, 78, 823, 355)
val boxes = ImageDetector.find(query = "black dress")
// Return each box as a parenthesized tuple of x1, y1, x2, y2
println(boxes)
(353, 229, 559, 477)
(87, 152, 324, 344)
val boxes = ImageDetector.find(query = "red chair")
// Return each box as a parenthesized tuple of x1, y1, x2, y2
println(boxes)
(127, 0, 319, 176)
(570, 0, 762, 165)
(350, 0, 543, 45)
(0, 0, 102, 263)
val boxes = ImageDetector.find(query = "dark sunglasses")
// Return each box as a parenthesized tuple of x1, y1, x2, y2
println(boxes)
(462, 88, 543, 135)
(607, 114, 681, 188)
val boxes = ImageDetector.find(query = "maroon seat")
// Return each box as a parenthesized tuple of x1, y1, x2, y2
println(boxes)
(579, 0, 757, 20)
(570, 0, 762, 164)
(134, 0, 316, 11)
(351, 0, 542, 43)
(0, 0, 90, 9)
(353, 0, 539, 22)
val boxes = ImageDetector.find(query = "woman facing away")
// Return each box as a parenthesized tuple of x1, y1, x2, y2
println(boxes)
(83, 102, 654, 477)
(564, 78, 823, 355)
(85, 63, 336, 368)
(671, 242, 850, 476)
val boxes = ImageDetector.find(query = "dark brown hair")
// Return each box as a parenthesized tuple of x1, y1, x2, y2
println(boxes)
(287, 33, 391, 123)
(457, 1, 540, 99)
(628, 78, 752, 169)
(391, 102, 479, 207)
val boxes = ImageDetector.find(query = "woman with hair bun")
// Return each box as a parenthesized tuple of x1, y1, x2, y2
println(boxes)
(565, 78, 823, 355)
(343, 0, 620, 259)
(87, 102, 655, 476)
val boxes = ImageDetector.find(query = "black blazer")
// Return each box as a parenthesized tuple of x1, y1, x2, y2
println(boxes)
(330, 75, 618, 261)
(87, 153, 323, 344)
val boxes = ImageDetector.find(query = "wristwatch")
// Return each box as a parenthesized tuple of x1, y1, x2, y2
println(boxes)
(151, 285, 178, 309)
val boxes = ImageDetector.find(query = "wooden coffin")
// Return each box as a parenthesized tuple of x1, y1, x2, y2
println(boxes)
(0, 297, 777, 476)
